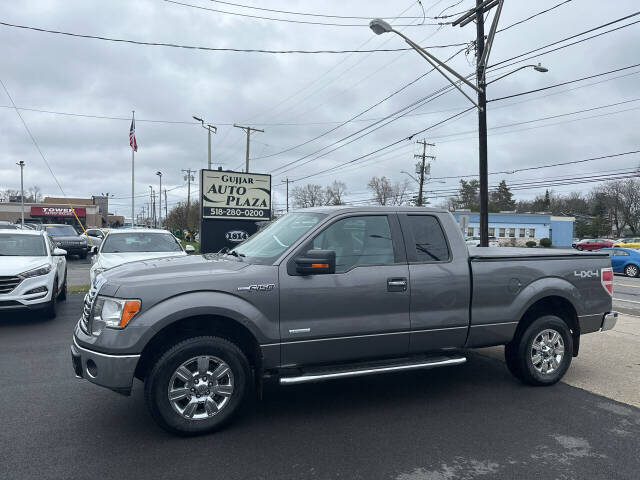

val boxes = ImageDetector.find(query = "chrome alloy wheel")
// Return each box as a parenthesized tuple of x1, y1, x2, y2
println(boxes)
(530, 329, 565, 374)
(168, 356, 234, 420)
(625, 264, 639, 277)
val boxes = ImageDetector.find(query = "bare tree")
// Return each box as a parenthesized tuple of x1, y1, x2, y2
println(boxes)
(367, 176, 410, 206)
(325, 181, 347, 205)
(28, 185, 42, 203)
(291, 184, 327, 208)
(620, 178, 640, 234)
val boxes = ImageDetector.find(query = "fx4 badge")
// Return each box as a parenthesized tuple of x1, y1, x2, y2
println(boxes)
(237, 284, 276, 292)
(574, 270, 599, 279)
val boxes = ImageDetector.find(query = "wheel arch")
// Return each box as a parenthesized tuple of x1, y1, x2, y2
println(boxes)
(513, 295, 580, 357)
(135, 314, 262, 381)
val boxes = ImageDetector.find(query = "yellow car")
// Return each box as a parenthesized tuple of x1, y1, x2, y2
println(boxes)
(613, 238, 640, 249)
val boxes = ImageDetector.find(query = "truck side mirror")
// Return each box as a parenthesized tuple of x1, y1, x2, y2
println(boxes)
(90, 246, 98, 255)
(185, 245, 196, 254)
(295, 250, 336, 275)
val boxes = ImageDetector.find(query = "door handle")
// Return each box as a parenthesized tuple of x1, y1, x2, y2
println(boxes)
(387, 278, 407, 292)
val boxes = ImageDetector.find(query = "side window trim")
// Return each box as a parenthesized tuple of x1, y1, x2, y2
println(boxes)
(398, 213, 452, 264)
(286, 213, 402, 275)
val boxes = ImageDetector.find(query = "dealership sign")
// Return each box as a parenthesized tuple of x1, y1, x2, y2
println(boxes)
(30, 206, 86, 217)
(201, 170, 271, 221)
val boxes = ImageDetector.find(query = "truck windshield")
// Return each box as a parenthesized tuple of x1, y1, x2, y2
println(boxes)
(232, 212, 326, 263)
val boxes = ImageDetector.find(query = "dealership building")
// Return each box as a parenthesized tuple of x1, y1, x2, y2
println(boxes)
(450, 212, 575, 247)
(0, 195, 120, 229)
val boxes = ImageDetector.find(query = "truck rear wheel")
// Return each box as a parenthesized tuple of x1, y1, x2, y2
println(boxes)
(144, 336, 251, 436)
(505, 315, 573, 386)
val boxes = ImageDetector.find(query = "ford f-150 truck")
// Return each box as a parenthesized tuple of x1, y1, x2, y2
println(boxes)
(71, 207, 617, 435)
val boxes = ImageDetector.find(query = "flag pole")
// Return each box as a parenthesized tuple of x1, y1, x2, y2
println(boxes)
(131, 110, 135, 227)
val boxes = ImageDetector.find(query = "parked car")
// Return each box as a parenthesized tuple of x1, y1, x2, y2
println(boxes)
(81, 228, 107, 249)
(89, 229, 194, 285)
(71, 206, 617, 435)
(0, 221, 20, 230)
(43, 224, 89, 258)
(600, 247, 640, 277)
(465, 236, 500, 247)
(0, 229, 67, 317)
(573, 238, 614, 251)
(612, 238, 640, 249)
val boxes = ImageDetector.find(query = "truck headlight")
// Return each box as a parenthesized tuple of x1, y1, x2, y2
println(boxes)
(91, 296, 141, 335)
(18, 264, 52, 279)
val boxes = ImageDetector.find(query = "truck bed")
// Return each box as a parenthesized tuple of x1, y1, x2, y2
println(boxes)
(468, 247, 609, 260)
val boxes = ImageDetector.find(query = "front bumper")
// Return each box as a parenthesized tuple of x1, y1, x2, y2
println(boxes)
(601, 311, 618, 332)
(71, 336, 140, 396)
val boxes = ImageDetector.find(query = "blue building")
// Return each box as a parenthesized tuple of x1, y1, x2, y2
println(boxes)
(449, 212, 575, 247)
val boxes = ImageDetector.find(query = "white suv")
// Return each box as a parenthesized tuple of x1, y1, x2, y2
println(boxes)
(0, 230, 68, 317)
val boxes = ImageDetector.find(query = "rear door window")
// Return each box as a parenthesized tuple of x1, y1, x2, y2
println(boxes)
(404, 215, 450, 262)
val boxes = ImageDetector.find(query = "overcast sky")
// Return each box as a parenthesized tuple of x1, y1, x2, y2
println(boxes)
(1, 0, 638, 217)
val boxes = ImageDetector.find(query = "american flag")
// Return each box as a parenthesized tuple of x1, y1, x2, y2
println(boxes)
(129, 115, 138, 152)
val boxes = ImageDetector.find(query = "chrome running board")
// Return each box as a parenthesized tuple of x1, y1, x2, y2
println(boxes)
(279, 355, 466, 385)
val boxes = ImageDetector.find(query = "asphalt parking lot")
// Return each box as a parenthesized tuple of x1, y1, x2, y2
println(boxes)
(0, 295, 638, 480)
(613, 273, 640, 317)
(66, 256, 92, 287)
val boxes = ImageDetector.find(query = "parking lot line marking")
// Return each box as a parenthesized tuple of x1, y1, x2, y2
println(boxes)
(613, 297, 640, 304)
(614, 282, 640, 288)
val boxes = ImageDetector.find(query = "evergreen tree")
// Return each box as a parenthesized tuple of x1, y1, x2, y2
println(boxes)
(491, 180, 516, 211)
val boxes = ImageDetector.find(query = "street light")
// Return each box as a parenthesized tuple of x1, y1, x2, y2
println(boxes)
(156, 171, 162, 228)
(370, 5, 547, 246)
(193, 116, 217, 170)
(486, 63, 548, 85)
(16, 161, 25, 228)
(400, 170, 420, 184)
(369, 18, 482, 110)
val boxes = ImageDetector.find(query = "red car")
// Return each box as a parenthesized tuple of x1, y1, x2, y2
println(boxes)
(573, 239, 614, 251)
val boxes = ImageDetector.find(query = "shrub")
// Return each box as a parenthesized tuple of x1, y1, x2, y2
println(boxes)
(525, 241, 537, 248)
(539, 238, 552, 248)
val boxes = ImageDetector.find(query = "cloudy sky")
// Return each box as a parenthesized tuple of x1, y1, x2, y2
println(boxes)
(1, 0, 638, 217)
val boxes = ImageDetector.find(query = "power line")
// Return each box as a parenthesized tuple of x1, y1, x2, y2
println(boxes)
(497, 0, 573, 33)
(162, 0, 445, 27)
(0, 20, 466, 54)
(270, 81, 466, 176)
(202, 0, 467, 20)
(288, 107, 474, 183)
(489, 12, 640, 71)
(489, 63, 640, 102)
(254, 48, 467, 163)
(427, 150, 640, 181)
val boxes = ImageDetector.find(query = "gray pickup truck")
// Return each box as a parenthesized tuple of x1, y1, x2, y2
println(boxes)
(71, 207, 617, 435)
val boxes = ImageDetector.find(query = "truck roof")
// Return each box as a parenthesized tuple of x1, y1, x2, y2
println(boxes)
(298, 206, 449, 215)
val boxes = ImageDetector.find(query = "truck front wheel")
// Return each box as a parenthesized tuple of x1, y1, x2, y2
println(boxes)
(144, 336, 251, 436)
(505, 315, 573, 386)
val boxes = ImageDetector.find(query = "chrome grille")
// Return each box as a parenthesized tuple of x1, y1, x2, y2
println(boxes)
(0, 276, 22, 294)
(80, 286, 98, 333)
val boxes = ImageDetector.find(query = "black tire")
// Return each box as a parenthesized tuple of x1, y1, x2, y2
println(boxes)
(144, 336, 251, 436)
(576, 245, 583, 251)
(508, 315, 573, 386)
(44, 279, 58, 319)
(58, 268, 67, 301)
(624, 264, 639, 278)
(504, 342, 523, 380)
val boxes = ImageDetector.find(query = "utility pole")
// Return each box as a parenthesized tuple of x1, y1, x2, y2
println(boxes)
(164, 188, 168, 220)
(16, 161, 25, 228)
(283, 178, 291, 212)
(149, 186, 154, 228)
(414, 139, 435, 207)
(193, 116, 217, 170)
(182, 169, 196, 230)
(156, 171, 162, 228)
(233, 124, 264, 173)
(475, 0, 489, 247)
